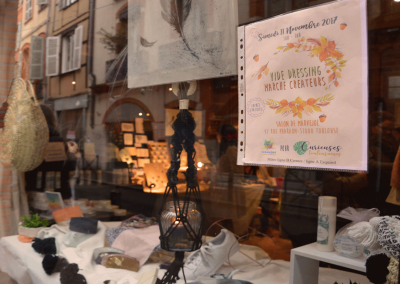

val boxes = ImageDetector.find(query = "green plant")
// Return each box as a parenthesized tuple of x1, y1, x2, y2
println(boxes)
(21, 213, 49, 228)
(98, 27, 127, 54)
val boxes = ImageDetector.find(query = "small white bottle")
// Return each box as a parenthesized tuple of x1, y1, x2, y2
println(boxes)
(317, 196, 337, 252)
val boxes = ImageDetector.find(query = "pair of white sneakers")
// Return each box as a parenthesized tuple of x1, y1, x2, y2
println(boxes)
(179, 229, 240, 281)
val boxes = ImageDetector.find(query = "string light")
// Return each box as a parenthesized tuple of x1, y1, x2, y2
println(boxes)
(72, 81, 76, 85)
(139, 113, 143, 116)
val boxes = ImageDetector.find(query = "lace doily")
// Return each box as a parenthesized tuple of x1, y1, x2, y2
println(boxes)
(378, 216, 400, 261)
(385, 257, 399, 284)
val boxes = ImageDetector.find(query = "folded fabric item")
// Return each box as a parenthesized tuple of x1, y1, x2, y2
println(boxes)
(101, 254, 139, 272)
(60, 263, 87, 284)
(42, 255, 69, 275)
(121, 214, 157, 228)
(106, 227, 133, 246)
(32, 237, 57, 255)
(70, 217, 98, 234)
(111, 225, 160, 266)
(93, 247, 125, 265)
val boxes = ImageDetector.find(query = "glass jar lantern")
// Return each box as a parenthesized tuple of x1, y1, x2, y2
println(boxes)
(160, 201, 201, 251)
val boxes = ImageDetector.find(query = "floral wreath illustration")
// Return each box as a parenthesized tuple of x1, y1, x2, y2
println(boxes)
(266, 95, 333, 120)
(251, 35, 345, 120)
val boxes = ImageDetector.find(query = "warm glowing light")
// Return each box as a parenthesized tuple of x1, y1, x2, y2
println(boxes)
(197, 162, 203, 168)
(139, 113, 143, 116)
(174, 221, 180, 225)
(395, 0, 400, 2)
(72, 81, 76, 85)
(146, 113, 150, 116)
(169, 87, 173, 91)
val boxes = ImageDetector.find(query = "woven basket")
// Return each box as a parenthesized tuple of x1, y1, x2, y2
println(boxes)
(0, 79, 49, 172)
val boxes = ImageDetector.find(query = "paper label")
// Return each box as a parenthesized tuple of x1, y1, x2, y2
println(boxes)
(317, 213, 329, 245)
(333, 235, 361, 257)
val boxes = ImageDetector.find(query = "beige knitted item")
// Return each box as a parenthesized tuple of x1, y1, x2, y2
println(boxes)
(0, 79, 49, 172)
(385, 256, 399, 284)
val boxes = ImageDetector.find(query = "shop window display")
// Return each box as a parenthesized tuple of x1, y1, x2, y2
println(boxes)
(0, 0, 399, 284)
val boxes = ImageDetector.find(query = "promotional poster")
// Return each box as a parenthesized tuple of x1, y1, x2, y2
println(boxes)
(240, 0, 368, 171)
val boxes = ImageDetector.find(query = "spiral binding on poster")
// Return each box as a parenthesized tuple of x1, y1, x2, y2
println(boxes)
(237, 26, 246, 166)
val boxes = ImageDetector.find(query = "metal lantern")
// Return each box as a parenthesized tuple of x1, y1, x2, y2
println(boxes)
(156, 85, 205, 284)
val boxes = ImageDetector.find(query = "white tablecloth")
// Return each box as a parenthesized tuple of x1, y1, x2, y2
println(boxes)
(0, 222, 371, 284)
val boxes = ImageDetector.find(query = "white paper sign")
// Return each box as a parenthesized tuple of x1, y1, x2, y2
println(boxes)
(240, 0, 368, 171)
(124, 133, 134, 145)
(121, 123, 134, 132)
(135, 135, 148, 144)
(135, 118, 144, 134)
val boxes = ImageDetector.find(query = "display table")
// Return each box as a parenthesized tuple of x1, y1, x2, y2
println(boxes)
(289, 242, 366, 284)
(0, 223, 371, 284)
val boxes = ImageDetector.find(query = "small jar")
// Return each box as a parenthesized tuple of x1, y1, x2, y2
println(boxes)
(160, 201, 201, 251)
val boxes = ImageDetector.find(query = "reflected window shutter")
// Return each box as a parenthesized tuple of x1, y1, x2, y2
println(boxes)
(17, 51, 22, 78)
(73, 25, 83, 70)
(46, 37, 60, 76)
(25, 0, 32, 21)
(37, 0, 47, 4)
(30, 36, 44, 80)
(15, 22, 21, 51)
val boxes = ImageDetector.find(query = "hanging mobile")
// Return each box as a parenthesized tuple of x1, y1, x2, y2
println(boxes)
(156, 82, 205, 284)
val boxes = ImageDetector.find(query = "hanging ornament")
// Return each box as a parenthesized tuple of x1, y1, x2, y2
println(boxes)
(156, 82, 205, 284)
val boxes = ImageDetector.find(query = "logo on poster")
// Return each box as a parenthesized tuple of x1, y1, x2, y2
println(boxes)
(294, 141, 342, 157)
(247, 98, 266, 117)
(293, 141, 309, 155)
(261, 140, 276, 155)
